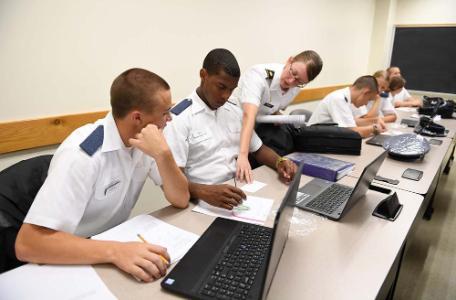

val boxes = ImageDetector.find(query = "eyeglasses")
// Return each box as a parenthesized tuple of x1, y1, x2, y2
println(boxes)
(289, 62, 308, 88)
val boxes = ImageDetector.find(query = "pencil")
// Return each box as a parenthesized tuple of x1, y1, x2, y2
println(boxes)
(137, 233, 170, 265)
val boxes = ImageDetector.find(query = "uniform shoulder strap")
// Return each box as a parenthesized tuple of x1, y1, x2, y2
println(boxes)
(80, 125, 104, 156)
(265, 69, 275, 80)
(170, 99, 192, 115)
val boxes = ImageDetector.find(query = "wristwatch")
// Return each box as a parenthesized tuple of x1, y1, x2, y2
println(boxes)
(373, 124, 380, 135)
(275, 156, 289, 169)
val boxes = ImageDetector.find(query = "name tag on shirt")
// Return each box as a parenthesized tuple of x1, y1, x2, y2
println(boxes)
(104, 180, 120, 195)
(189, 130, 212, 144)
(263, 103, 274, 108)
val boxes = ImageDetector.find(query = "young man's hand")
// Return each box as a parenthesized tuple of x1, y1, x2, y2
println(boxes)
(376, 119, 387, 133)
(111, 242, 170, 282)
(277, 159, 298, 184)
(129, 124, 170, 158)
(200, 184, 246, 210)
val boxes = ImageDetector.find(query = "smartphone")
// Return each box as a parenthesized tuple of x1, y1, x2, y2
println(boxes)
(402, 168, 423, 181)
(429, 138, 443, 145)
(400, 119, 418, 128)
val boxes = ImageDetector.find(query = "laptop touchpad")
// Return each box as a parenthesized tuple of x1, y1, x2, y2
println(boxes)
(297, 179, 332, 204)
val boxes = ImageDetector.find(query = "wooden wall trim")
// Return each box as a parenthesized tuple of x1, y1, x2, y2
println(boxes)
(395, 23, 456, 28)
(291, 84, 349, 104)
(0, 111, 108, 154)
(0, 84, 347, 154)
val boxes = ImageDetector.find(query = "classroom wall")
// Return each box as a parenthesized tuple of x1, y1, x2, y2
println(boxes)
(368, 0, 456, 73)
(0, 0, 376, 123)
(0, 0, 378, 169)
(395, 0, 456, 24)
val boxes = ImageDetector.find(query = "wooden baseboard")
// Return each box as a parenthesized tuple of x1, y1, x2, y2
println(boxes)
(0, 111, 108, 154)
(0, 84, 348, 154)
(292, 84, 349, 104)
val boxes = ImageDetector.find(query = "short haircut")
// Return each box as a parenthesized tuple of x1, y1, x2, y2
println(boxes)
(203, 48, 240, 78)
(386, 66, 400, 79)
(389, 76, 406, 91)
(110, 68, 170, 119)
(293, 50, 323, 82)
(352, 75, 379, 93)
(373, 70, 386, 79)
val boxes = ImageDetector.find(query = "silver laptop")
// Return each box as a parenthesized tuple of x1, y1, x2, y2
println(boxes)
(295, 151, 387, 220)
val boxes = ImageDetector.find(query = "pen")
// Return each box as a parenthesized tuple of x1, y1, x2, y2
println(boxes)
(137, 233, 170, 265)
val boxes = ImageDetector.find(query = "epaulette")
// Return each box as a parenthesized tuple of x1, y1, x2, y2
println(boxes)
(170, 99, 192, 115)
(227, 100, 237, 106)
(344, 96, 348, 103)
(265, 69, 275, 80)
(80, 125, 104, 156)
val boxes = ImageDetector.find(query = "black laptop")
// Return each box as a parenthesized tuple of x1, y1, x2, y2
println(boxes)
(295, 151, 387, 220)
(366, 134, 391, 147)
(161, 163, 303, 300)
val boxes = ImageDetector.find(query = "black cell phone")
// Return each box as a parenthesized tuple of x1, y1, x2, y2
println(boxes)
(402, 168, 423, 181)
(400, 118, 418, 127)
(429, 138, 443, 145)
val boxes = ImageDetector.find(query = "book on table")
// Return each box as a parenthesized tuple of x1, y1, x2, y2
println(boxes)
(286, 152, 354, 182)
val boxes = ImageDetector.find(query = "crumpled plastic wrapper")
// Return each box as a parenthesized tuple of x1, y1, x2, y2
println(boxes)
(290, 207, 325, 237)
(269, 202, 325, 237)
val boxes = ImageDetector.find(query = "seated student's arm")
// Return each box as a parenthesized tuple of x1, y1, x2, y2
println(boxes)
(355, 116, 378, 126)
(328, 98, 386, 138)
(394, 89, 423, 108)
(237, 103, 258, 183)
(16, 224, 170, 282)
(162, 111, 245, 210)
(382, 113, 397, 123)
(15, 150, 170, 282)
(186, 173, 246, 210)
(252, 145, 297, 184)
(362, 97, 382, 119)
(350, 119, 387, 138)
(129, 124, 189, 208)
(394, 97, 423, 108)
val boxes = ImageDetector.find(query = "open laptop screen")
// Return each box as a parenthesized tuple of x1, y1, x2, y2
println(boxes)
(261, 162, 303, 299)
(344, 151, 387, 213)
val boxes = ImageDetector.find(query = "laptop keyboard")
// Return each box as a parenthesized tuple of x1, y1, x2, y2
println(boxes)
(305, 184, 353, 214)
(199, 224, 272, 300)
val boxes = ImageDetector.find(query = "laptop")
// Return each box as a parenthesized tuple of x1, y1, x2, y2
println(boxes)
(366, 134, 391, 147)
(161, 162, 303, 300)
(295, 151, 387, 220)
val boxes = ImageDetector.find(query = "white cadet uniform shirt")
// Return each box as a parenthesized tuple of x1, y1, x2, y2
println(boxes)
(388, 88, 412, 105)
(307, 87, 357, 127)
(352, 97, 396, 117)
(24, 112, 162, 237)
(229, 63, 301, 115)
(164, 90, 263, 185)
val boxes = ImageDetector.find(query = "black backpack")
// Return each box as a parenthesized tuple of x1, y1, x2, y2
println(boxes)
(419, 96, 455, 119)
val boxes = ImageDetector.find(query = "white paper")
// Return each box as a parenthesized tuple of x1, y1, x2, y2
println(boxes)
(92, 215, 199, 264)
(0, 264, 116, 300)
(256, 114, 306, 124)
(192, 196, 274, 225)
(240, 180, 267, 193)
(396, 107, 417, 112)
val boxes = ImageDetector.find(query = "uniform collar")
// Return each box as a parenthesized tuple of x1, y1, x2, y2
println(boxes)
(190, 90, 232, 115)
(343, 87, 352, 104)
(269, 65, 284, 92)
(190, 90, 209, 115)
(101, 112, 126, 153)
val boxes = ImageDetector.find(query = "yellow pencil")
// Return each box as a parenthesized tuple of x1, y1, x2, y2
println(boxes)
(137, 233, 170, 265)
